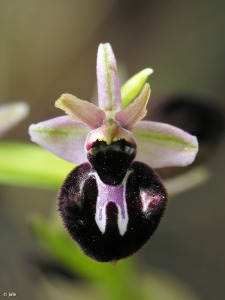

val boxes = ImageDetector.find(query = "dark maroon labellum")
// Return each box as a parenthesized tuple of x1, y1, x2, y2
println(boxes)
(58, 161, 167, 262)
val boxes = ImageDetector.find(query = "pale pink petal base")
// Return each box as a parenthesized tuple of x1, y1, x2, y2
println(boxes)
(85, 119, 137, 150)
(133, 120, 198, 168)
(29, 116, 89, 164)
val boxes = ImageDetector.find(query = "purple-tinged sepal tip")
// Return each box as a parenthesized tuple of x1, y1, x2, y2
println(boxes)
(97, 43, 122, 112)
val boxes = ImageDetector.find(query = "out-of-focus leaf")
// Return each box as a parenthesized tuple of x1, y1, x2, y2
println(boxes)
(30, 215, 140, 300)
(164, 167, 210, 196)
(165, 167, 210, 196)
(121, 68, 153, 108)
(0, 142, 74, 189)
(31, 214, 200, 300)
(0, 102, 29, 137)
(140, 269, 200, 300)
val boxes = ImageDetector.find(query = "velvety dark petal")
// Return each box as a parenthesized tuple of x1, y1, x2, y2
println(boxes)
(58, 162, 167, 262)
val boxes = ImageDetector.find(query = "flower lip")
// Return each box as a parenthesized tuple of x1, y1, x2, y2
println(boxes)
(58, 161, 167, 262)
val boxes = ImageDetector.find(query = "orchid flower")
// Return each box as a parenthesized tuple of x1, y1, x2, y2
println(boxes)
(0, 102, 29, 137)
(29, 43, 198, 262)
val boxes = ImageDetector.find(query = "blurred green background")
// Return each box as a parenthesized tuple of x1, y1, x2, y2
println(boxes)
(0, 1, 225, 300)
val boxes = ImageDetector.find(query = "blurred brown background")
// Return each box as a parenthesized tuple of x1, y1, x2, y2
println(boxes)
(0, 1, 225, 300)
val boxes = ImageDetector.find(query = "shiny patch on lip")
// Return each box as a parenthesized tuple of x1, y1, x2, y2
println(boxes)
(94, 170, 132, 236)
(90, 141, 135, 156)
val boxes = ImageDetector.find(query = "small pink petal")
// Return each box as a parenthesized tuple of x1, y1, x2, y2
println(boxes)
(29, 116, 89, 164)
(97, 43, 122, 111)
(133, 120, 198, 168)
(116, 83, 150, 130)
(55, 94, 106, 129)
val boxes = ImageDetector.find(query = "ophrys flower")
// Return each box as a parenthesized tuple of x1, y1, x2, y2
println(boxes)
(29, 43, 198, 262)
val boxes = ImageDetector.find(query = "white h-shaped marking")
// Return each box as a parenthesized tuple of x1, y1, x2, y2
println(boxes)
(93, 171, 132, 236)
